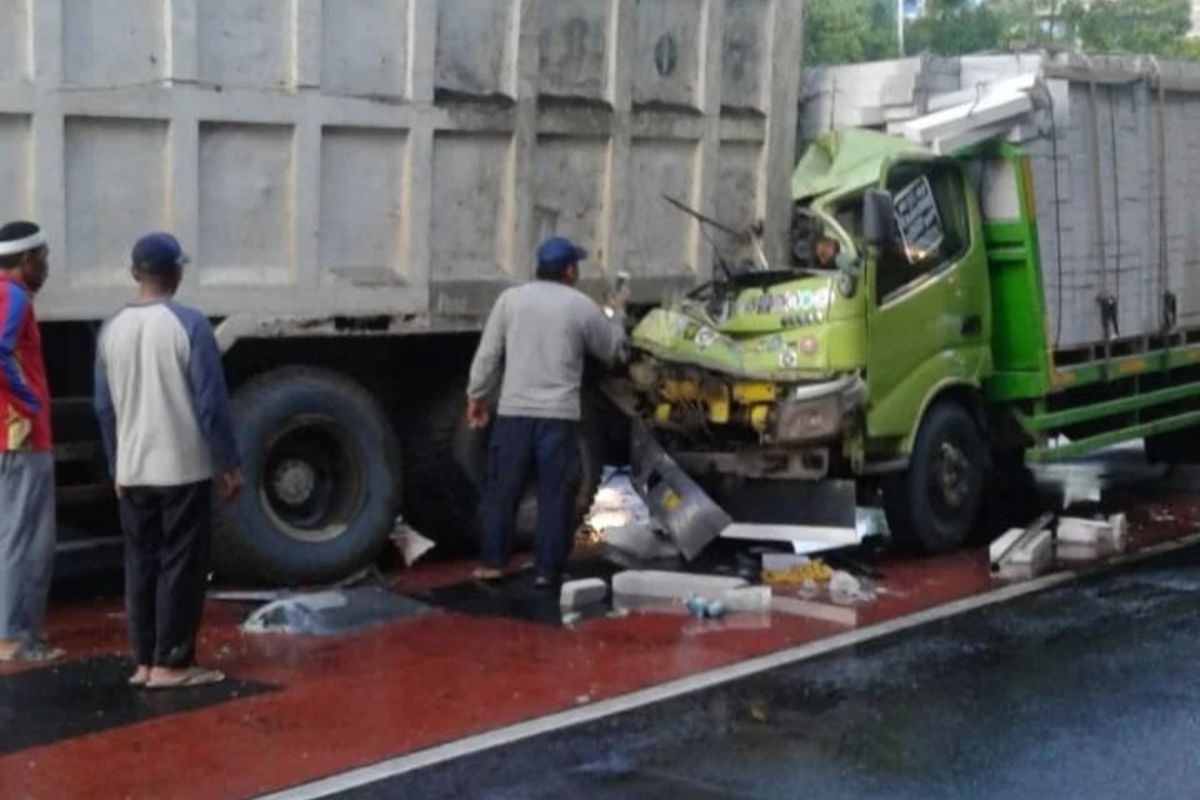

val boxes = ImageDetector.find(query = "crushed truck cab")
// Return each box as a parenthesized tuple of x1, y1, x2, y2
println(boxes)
(628, 96, 1200, 559)
(626, 130, 999, 556)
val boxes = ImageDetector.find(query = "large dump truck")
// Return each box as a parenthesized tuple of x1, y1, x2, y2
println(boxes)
(627, 54, 1200, 556)
(2, 0, 803, 583)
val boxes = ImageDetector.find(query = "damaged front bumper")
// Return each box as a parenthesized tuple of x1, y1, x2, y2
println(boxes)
(770, 374, 864, 445)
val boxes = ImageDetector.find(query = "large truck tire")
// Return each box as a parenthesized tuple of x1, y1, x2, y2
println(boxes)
(403, 380, 604, 551)
(883, 400, 987, 555)
(214, 367, 401, 585)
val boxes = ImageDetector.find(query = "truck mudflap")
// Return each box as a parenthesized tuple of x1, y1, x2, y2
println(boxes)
(630, 420, 862, 560)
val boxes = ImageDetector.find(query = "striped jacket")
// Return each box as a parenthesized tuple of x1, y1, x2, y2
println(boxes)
(0, 271, 51, 453)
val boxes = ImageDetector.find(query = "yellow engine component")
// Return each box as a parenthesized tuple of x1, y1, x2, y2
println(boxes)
(763, 558, 834, 586)
(658, 378, 730, 425)
(732, 381, 777, 405)
(655, 403, 673, 424)
(749, 404, 771, 433)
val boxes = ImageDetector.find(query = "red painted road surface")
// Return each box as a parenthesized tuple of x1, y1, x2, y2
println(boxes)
(1, 490, 1196, 800)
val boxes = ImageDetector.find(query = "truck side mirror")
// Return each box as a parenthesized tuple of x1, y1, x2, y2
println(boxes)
(863, 190, 896, 249)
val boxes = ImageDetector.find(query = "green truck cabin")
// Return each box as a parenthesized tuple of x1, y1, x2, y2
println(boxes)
(627, 129, 1200, 555)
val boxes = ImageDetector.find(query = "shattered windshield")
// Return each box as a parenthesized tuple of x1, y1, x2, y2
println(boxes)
(791, 201, 857, 272)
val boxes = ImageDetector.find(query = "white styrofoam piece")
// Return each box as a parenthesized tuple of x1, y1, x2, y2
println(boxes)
(995, 529, 1054, 581)
(720, 523, 861, 554)
(611, 570, 747, 604)
(761, 553, 811, 572)
(721, 586, 772, 613)
(560, 578, 608, 610)
(1057, 517, 1114, 545)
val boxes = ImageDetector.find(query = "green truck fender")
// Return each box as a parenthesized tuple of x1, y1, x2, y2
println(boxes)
(867, 344, 993, 457)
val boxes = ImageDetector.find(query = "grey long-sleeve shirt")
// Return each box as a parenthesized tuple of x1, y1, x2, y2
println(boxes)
(467, 280, 627, 421)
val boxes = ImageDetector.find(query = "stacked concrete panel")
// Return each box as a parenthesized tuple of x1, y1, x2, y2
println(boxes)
(802, 54, 1200, 351)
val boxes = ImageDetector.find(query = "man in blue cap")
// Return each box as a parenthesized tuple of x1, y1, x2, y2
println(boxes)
(467, 236, 628, 586)
(94, 233, 241, 689)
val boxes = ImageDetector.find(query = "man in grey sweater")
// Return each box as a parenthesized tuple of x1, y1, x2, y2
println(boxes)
(467, 236, 627, 586)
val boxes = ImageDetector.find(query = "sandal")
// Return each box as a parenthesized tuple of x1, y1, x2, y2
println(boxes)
(471, 566, 505, 582)
(0, 641, 64, 663)
(146, 667, 225, 690)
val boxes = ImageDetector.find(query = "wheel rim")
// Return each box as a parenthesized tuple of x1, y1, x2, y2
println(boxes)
(929, 438, 973, 516)
(260, 416, 366, 543)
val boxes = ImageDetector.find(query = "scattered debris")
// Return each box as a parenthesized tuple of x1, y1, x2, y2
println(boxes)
(601, 523, 681, 561)
(761, 553, 810, 572)
(1056, 513, 1128, 561)
(242, 588, 427, 636)
(720, 586, 773, 613)
(828, 571, 875, 605)
(1061, 482, 1103, 510)
(611, 570, 748, 608)
(561, 611, 583, 626)
(685, 595, 727, 620)
(559, 578, 608, 611)
(990, 513, 1055, 581)
(762, 557, 834, 587)
(390, 518, 436, 567)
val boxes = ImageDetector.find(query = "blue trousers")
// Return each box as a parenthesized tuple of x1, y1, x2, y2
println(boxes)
(480, 416, 581, 576)
(0, 452, 56, 642)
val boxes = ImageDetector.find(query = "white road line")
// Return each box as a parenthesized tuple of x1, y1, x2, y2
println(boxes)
(256, 534, 1200, 800)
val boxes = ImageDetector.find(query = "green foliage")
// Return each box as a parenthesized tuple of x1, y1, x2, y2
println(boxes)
(804, 0, 899, 65)
(1077, 0, 1191, 53)
(803, 0, 1200, 64)
(906, 0, 1005, 56)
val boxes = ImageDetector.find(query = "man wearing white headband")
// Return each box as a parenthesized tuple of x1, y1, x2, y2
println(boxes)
(0, 220, 62, 663)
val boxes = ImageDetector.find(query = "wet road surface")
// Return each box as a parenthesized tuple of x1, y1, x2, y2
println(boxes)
(339, 543, 1200, 800)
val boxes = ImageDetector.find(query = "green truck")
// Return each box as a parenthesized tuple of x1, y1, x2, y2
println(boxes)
(625, 115, 1200, 556)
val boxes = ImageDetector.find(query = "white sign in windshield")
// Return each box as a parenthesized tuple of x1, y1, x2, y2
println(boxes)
(892, 175, 944, 261)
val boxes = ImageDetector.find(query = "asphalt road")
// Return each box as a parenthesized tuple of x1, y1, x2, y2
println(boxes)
(337, 542, 1200, 800)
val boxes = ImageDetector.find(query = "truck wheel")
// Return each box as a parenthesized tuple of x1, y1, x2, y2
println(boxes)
(403, 381, 603, 551)
(883, 400, 986, 555)
(214, 367, 401, 585)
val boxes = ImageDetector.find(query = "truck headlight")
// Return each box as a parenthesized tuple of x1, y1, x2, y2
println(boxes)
(770, 376, 864, 444)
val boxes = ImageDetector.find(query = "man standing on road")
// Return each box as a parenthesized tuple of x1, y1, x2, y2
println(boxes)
(467, 236, 628, 587)
(0, 221, 62, 663)
(94, 233, 241, 689)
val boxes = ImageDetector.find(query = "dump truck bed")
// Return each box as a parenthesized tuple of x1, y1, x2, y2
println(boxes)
(0, 0, 802, 324)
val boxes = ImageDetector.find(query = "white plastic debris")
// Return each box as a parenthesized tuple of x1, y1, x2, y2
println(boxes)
(602, 523, 681, 560)
(828, 571, 874, 605)
(243, 591, 347, 635)
(612, 570, 747, 607)
(720, 586, 772, 613)
(390, 518, 436, 567)
(560, 578, 608, 610)
(1056, 513, 1128, 561)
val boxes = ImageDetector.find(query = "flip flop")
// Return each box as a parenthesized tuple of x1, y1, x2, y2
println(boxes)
(146, 667, 225, 690)
(0, 641, 64, 663)
(471, 566, 505, 582)
(128, 672, 150, 687)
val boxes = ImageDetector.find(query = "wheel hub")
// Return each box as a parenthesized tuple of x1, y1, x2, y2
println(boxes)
(271, 458, 318, 507)
(937, 441, 971, 509)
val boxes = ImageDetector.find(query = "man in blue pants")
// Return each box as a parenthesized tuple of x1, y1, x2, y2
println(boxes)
(467, 237, 627, 587)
